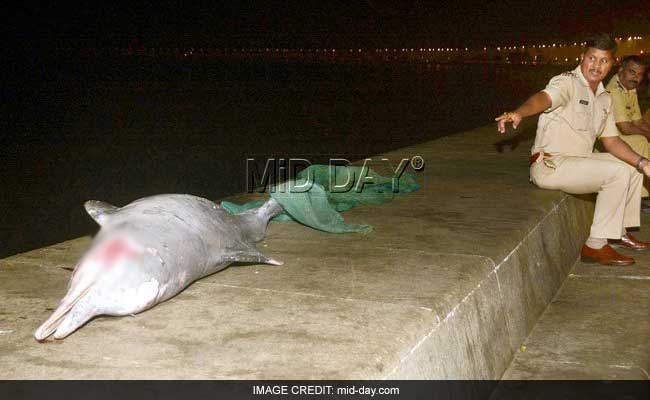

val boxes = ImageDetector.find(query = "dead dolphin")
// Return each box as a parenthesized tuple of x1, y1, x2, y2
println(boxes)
(34, 194, 283, 341)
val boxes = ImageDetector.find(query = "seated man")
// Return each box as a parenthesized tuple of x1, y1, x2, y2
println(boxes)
(496, 34, 650, 266)
(645, 65, 650, 121)
(608, 55, 650, 139)
(606, 56, 650, 205)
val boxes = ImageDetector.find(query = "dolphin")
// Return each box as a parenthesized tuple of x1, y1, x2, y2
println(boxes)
(34, 194, 283, 341)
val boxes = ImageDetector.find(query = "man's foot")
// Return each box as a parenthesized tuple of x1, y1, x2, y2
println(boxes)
(580, 244, 634, 266)
(609, 233, 650, 251)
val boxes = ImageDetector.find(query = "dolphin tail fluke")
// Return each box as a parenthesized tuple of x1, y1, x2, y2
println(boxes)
(237, 198, 283, 242)
(222, 249, 283, 266)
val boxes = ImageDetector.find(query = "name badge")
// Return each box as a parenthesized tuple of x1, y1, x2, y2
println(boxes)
(579, 100, 589, 105)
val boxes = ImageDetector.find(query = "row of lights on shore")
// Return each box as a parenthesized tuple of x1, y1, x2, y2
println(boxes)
(206, 36, 645, 54)
(522, 54, 643, 62)
(98, 35, 646, 58)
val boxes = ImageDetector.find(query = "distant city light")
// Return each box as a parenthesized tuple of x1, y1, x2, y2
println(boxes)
(99, 33, 646, 67)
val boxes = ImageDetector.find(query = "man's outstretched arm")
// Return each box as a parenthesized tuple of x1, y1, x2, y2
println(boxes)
(495, 91, 552, 134)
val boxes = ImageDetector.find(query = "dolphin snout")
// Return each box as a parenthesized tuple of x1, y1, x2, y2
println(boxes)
(34, 285, 97, 341)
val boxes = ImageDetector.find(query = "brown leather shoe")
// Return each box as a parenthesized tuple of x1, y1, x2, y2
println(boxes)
(609, 233, 650, 251)
(580, 244, 634, 266)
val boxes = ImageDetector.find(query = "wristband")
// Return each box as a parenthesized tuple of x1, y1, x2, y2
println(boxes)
(636, 157, 648, 172)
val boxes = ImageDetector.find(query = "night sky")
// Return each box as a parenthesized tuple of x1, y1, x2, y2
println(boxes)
(6, 1, 650, 48)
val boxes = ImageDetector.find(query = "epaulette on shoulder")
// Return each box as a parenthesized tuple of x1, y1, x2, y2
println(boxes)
(561, 71, 577, 77)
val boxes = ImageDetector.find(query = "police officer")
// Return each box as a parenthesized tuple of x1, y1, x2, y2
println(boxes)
(496, 34, 650, 266)
(606, 55, 650, 207)
(607, 55, 650, 138)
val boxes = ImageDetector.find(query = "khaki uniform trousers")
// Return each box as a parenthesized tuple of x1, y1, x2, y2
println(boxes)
(619, 134, 650, 197)
(530, 153, 642, 239)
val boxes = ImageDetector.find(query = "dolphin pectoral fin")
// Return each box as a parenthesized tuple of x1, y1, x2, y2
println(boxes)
(222, 249, 283, 266)
(84, 200, 119, 226)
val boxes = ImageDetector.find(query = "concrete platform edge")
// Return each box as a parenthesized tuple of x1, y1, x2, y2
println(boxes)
(386, 194, 594, 379)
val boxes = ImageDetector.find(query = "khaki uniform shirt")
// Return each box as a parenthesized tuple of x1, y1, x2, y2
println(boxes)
(532, 66, 618, 158)
(606, 74, 642, 123)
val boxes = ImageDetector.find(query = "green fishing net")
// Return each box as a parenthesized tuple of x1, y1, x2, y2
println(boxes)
(221, 164, 420, 233)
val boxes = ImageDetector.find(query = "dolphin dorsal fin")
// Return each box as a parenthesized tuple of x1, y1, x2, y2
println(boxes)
(84, 200, 119, 226)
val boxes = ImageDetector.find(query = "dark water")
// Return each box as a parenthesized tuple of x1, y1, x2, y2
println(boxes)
(1, 57, 566, 257)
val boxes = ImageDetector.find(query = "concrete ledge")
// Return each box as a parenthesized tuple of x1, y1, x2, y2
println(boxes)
(0, 122, 595, 379)
(499, 214, 650, 381)
(386, 194, 593, 379)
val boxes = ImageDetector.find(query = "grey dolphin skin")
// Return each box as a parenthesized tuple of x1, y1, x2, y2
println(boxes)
(34, 194, 283, 341)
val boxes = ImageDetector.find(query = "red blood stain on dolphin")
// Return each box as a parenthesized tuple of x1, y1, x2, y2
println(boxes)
(92, 237, 138, 266)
